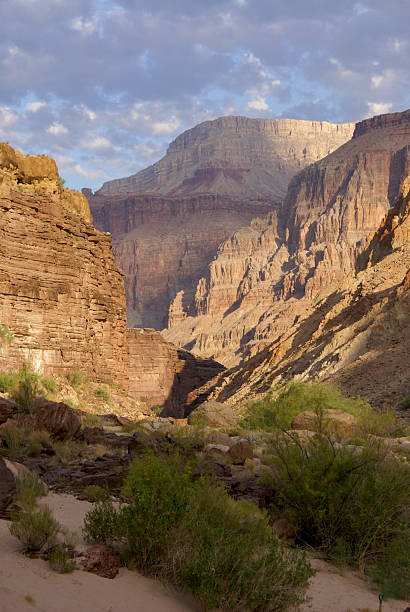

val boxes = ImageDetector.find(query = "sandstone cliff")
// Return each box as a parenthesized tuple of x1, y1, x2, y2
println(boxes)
(164, 109, 410, 366)
(98, 116, 354, 200)
(127, 328, 224, 417)
(186, 180, 410, 413)
(0, 143, 128, 385)
(89, 116, 353, 329)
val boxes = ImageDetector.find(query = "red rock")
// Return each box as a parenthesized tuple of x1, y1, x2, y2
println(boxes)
(0, 456, 16, 518)
(81, 544, 121, 579)
(0, 397, 17, 423)
(32, 400, 82, 440)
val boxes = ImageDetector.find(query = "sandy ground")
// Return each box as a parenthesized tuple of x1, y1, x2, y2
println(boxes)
(0, 492, 408, 612)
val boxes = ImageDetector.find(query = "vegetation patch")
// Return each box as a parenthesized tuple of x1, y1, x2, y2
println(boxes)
(83, 452, 313, 611)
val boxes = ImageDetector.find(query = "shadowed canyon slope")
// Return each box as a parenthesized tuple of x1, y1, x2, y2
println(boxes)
(164, 109, 410, 366)
(186, 179, 410, 414)
(88, 116, 354, 328)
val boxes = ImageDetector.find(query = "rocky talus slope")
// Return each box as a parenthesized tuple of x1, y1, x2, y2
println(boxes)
(0, 143, 129, 385)
(164, 109, 410, 366)
(98, 116, 354, 199)
(89, 116, 353, 329)
(186, 180, 410, 413)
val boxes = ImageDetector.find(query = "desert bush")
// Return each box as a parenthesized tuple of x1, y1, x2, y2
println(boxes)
(15, 471, 47, 511)
(10, 363, 43, 413)
(0, 370, 18, 393)
(94, 387, 111, 403)
(48, 545, 76, 573)
(240, 380, 399, 436)
(41, 377, 56, 394)
(84, 452, 313, 611)
(1, 423, 26, 455)
(66, 370, 86, 387)
(83, 499, 119, 544)
(0, 323, 14, 345)
(52, 440, 85, 464)
(268, 431, 410, 595)
(82, 413, 102, 428)
(82, 484, 109, 502)
(10, 506, 59, 552)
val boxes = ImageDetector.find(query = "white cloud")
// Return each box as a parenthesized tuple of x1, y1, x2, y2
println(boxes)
(73, 164, 107, 179)
(0, 106, 19, 127)
(151, 118, 180, 135)
(84, 136, 111, 150)
(247, 95, 269, 112)
(25, 101, 47, 113)
(71, 16, 97, 35)
(367, 102, 392, 116)
(46, 122, 68, 136)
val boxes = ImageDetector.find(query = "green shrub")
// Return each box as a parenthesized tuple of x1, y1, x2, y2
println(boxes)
(94, 387, 111, 403)
(66, 370, 86, 387)
(0, 371, 18, 392)
(10, 506, 59, 552)
(0, 323, 14, 345)
(240, 380, 398, 436)
(83, 452, 313, 611)
(83, 499, 119, 544)
(10, 363, 42, 413)
(82, 484, 109, 503)
(26, 440, 43, 457)
(41, 377, 57, 393)
(48, 545, 76, 573)
(15, 471, 47, 511)
(1, 424, 26, 455)
(268, 431, 410, 594)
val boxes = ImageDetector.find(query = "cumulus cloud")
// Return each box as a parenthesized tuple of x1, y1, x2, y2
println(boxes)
(0, 0, 408, 190)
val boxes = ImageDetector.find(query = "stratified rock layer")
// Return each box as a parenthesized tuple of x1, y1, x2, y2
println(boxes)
(127, 328, 224, 417)
(99, 116, 354, 199)
(186, 180, 410, 413)
(165, 109, 410, 366)
(89, 116, 353, 329)
(0, 144, 128, 386)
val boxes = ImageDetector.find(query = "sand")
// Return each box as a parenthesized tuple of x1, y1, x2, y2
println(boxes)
(0, 493, 408, 612)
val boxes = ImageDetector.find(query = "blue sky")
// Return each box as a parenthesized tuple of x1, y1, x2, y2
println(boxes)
(0, 0, 409, 190)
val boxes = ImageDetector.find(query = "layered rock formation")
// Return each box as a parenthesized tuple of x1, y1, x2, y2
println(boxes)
(89, 116, 353, 329)
(186, 179, 410, 413)
(98, 116, 354, 199)
(90, 193, 277, 328)
(165, 109, 410, 366)
(0, 143, 128, 385)
(127, 328, 224, 417)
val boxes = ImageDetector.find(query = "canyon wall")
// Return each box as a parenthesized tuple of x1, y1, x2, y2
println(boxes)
(186, 179, 410, 413)
(0, 143, 128, 386)
(127, 328, 224, 417)
(88, 116, 354, 329)
(164, 109, 410, 366)
(98, 116, 354, 200)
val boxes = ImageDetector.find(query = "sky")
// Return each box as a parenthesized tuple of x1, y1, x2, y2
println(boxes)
(0, 0, 409, 191)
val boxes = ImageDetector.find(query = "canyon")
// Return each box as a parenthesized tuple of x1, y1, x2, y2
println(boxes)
(164, 109, 410, 366)
(88, 116, 354, 330)
(0, 143, 221, 409)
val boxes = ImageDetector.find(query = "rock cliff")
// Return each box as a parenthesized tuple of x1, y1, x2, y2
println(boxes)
(98, 116, 354, 200)
(164, 109, 410, 366)
(0, 143, 128, 385)
(186, 180, 410, 413)
(127, 328, 224, 417)
(89, 116, 353, 329)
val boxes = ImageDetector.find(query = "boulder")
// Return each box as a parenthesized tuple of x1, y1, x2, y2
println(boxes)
(272, 517, 298, 541)
(188, 400, 238, 428)
(81, 544, 121, 579)
(291, 409, 357, 437)
(0, 396, 17, 423)
(228, 440, 253, 465)
(206, 431, 233, 447)
(32, 400, 82, 439)
(205, 443, 230, 460)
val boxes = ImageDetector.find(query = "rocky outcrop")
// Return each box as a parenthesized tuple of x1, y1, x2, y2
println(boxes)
(184, 180, 410, 412)
(164, 109, 410, 366)
(90, 193, 277, 328)
(98, 116, 354, 199)
(127, 328, 224, 417)
(89, 116, 353, 330)
(0, 143, 128, 386)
